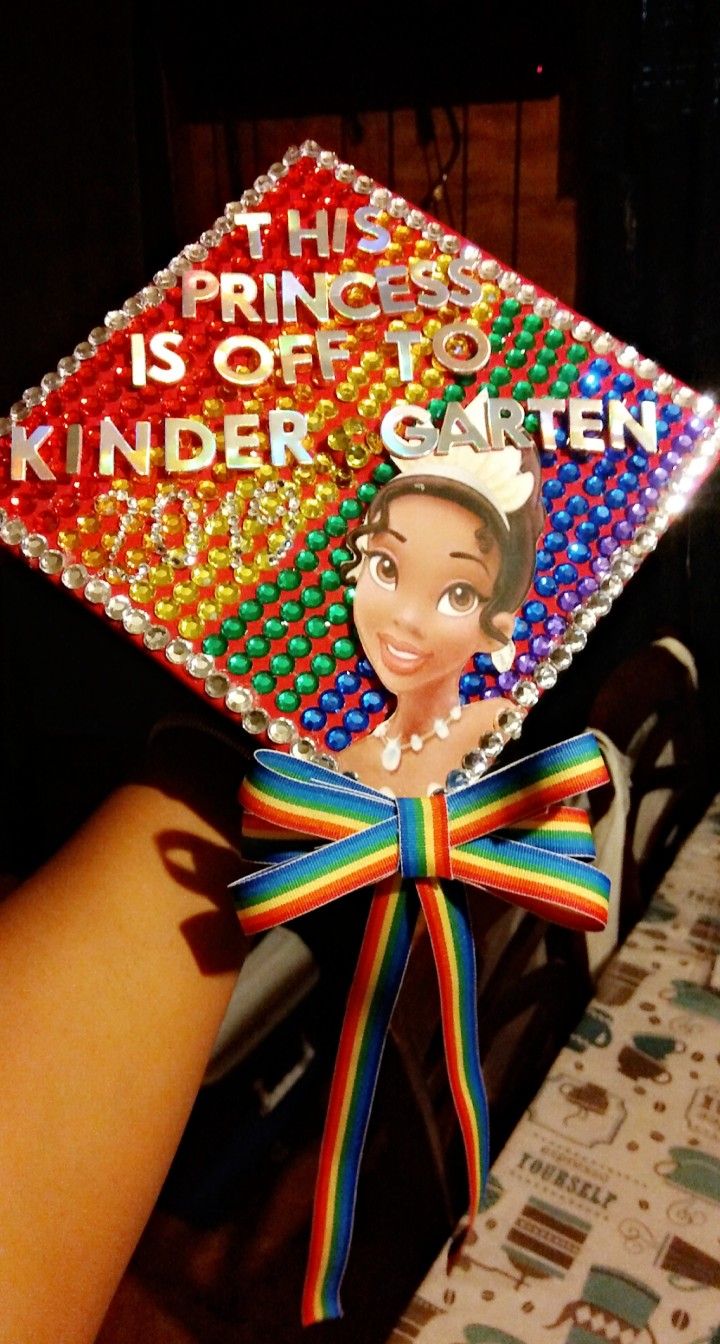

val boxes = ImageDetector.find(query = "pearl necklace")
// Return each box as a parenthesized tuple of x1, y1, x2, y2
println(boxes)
(372, 704, 463, 773)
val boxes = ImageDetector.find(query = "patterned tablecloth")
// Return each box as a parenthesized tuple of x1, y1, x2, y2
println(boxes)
(389, 796, 720, 1344)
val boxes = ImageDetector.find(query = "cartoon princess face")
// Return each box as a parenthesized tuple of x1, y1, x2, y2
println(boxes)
(338, 441, 544, 795)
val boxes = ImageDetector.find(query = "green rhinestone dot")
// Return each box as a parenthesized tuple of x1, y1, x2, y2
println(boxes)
(514, 331, 535, 350)
(280, 599, 304, 622)
(221, 616, 246, 640)
(567, 343, 587, 363)
(544, 328, 565, 348)
(239, 598, 263, 621)
(492, 316, 513, 336)
(325, 515, 347, 538)
(288, 634, 312, 658)
(522, 313, 543, 332)
(246, 635, 270, 658)
(302, 586, 324, 609)
(549, 379, 570, 397)
(330, 546, 352, 568)
(485, 383, 500, 398)
(320, 569, 341, 591)
(227, 652, 251, 675)
(443, 383, 464, 402)
(326, 602, 349, 626)
(297, 549, 319, 572)
(277, 569, 301, 591)
(270, 653, 294, 676)
(500, 297, 522, 317)
(454, 372, 476, 386)
(373, 462, 395, 484)
(524, 412, 540, 434)
(295, 671, 319, 695)
(252, 671, 276, 694)
(256, 582, 279, 604)
(489, 333, 504, 353)
(306, 529, 327, 552)
(357, 483, 377, 505)
(513, 380, 534, 400)
(505, 349, 526, 369)
(428, 398, 446, 420)
(558, 362, 578, 384)
(340, 498, 363, 520)
(332, 637, 356, 660)
(276, 689, 300, 713)
(305, 616, 327, 639)
(312, 652, 336, 676)
(537, 345, 557, 365)
(263, 617, 286, 640)
(203, 634, 227, 657)
(490, 366, 512, 387)
(344, 587, 355, 605)
(528, 364, 549, 384)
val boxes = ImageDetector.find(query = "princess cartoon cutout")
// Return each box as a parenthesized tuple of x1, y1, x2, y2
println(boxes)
(338, 420, 544, 795)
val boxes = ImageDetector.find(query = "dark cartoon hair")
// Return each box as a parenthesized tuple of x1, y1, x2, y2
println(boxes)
(343, 454, 544, 646)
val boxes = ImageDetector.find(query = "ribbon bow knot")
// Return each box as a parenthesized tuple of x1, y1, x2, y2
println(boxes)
(232, 732, 610, 1324)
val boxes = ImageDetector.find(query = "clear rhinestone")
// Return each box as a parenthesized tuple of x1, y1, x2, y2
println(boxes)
(62, 562, 87, 589)
(424, 220, 443, 240)
(592, 331, 615, 354)
(551, 309, 573, 330)
(588, 591, 612, 616)
(106, 594, 131, 620)
(370, 187, 391, 210)
(268, 160, 288, 182)
(653, 372, 675, 395)
(282, 145, 301, 165)
(205, 672, 230, 698)
(534, 296, 557, 318)
(405, 208, 425, 230)
(152, 269, 177, 290)
(564, 626, 588, 653)
(616, 344, 639, 369)
(572, 319, 594, 341)
(512, 680, 540, 708)
(225, 685, 253, 715)
(39, 549, 63, 574)
(253, 173, 273, 194)
(123, 607, 150, 634)
(498, 270, 520, 293)
(10, 402, 29, 422)
(462, 749, 489, 774)
(137, 627, 167, 656)
(480, 259, 501, 280)
(84, 577, 111, 605)
(187, 653, 214, 679)
(40, 371, 62, 396)
(389, 196, 408, 218)
(439, 234, 460, 254)
(1, 518, 27, 547)
(242, 709, 269, 735)
(317, 150, 337, 171)
(23, 386, 43, 407)
(57, 355, 80, 378)
(612, 556, 637, 583)
(480, 731, 505, 758)
(354, 175, 374, 195)
(122, 295, 144, 317)
(300, 139, 320, 157)
(517, 283, 536, 304)
(292, 737, 317, 759)
(166, 638, 191, 665)
(497, 706, 525, 737)
(268, 718, 297, 745)
(446, 768, 471, 792)
(21, 532, 47, 558)
(573, 608, 597, 632)
(0, 419, 10, 436)
(549, 646, 573, 672)
(335, 162, 355, 183)
(535, 662, 559, 690)
(313, 751, 337, 771)
(637, 358, 659, 381)
(88, 325, 110, 346)
(168, 255, 192, 277)
(600, 574, 624, 599)
(73, 340, 94, 360)
(183, 242, 208, 264)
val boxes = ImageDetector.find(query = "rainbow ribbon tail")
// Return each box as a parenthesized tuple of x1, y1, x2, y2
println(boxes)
(231, 732, 611, 1324)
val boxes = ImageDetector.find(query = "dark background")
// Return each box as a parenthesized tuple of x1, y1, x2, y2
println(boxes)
(2, 0, 720, 874)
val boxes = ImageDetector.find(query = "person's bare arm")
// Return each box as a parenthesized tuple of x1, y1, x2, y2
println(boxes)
(0, 781, 246, 1344)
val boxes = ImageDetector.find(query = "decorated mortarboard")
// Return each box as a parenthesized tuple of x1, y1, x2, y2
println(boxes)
(2, 141, 718, 1321)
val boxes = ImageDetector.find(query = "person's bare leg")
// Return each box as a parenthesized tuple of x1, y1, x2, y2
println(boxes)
(0, 781, 246, 1344)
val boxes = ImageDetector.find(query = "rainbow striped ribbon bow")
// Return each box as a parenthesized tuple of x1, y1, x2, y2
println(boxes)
(231, 732, 610, 1324)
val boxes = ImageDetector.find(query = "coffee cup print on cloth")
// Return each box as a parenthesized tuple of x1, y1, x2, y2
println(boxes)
(656, 1234, 720, 1290)
(617, 1044, 672, 1085)
(595, 960, 650, 1007)
(569, 1008, 613, 1053)
(530, 1075, 627, 1147)
(663, 980, 720, 1021)
(502, 1196, 592, 1287)
(656, 1147, 720, 1227)
(549, 1265, 660, 1343)
(337, 433, 544, 794)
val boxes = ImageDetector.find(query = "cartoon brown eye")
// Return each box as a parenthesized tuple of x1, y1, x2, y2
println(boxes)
(437, 582, 481, 617)
(367, 551, 398, 590)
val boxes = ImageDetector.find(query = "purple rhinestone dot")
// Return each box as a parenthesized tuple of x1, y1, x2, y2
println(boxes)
(599, 536, 619, 557)
(577, 577, 598, 599)
(517, 654, 536, 675)
(613, 521, 633, 542)
(498, 670, 518, 692)
(531, 635, 552, 658)
(545, 615, 566, 638)
(592, 556, 611, 576)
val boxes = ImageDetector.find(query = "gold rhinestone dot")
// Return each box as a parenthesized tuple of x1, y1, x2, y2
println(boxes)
(178, 615, 205, 639)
